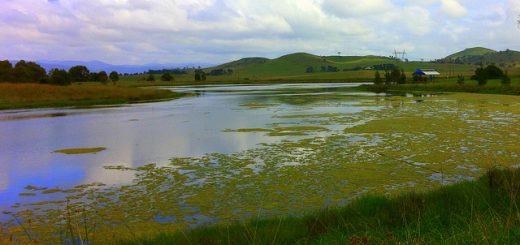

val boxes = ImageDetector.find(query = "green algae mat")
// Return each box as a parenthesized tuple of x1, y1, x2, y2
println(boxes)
(3, 93, 520, 244)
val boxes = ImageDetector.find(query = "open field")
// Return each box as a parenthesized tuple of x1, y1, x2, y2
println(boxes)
(0, 83, 186, 110)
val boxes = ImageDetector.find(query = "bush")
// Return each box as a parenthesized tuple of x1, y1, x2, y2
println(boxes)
(485, 65, 504, 79)
(474, 66, 488, 86)
(194, 70, 206, 81)
(12, 60, 47, 83)
(457, 75, 465, 85)
(68, 65, 90, 82)
(501, 71, 511, 86)
(146, 74, 156, 82)
(99, 71, 108, 84)
(374, 71, 383, 85)
(49, 69, 70, 85)
(0, 60, 13, 82)
(161, 73, 174, 81)
(109, 71, 119, 85)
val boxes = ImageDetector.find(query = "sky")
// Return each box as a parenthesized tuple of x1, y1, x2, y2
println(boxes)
(0, 0, 519, 65)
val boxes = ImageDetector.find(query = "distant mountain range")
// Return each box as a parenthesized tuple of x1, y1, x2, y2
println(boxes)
(31, 60, 215, 74)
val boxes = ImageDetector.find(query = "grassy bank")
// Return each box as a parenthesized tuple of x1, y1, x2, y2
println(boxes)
(119, 168, 520, 244)
(118, 73, 374, 88)
(0, 83, 187, 110)
(364, 78, 520, 96)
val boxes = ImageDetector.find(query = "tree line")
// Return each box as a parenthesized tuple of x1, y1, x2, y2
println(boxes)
(373, 64, 512, 86)
(0, 60, 119, 85)
(373, 67, 407, 85)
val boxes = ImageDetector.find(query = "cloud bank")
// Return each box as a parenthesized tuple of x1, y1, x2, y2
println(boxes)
(0, 0, 519, 65)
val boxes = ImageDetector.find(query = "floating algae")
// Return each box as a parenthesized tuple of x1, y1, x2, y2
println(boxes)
(239, 102, 280, 109)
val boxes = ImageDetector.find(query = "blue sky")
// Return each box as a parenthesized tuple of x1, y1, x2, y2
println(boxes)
(0, 0, 519, 65)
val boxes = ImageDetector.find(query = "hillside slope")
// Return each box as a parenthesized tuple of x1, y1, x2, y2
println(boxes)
(207, 53, 396, 77)
(445, 47, 496, 60)
(441, 47, 520, 69)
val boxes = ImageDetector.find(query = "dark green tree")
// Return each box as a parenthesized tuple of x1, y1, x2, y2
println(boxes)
(484, 65, 504, 79)
(89, 72, 100, 81)
(194, 70, 206, 81)
(109, 71, 119, 84)
(412, 72, 420, 83)
(399, 69, 406, 84)
(12, 60, 47, 83)
(384, 70, 391, 85)
(0, 60, 13, 82)
(457, 75, 465, 85)
(146, 73, 155, 81)
(161, 73, 173, 81)
(474, 66, 488, 86)
(98, 71, 108, 84)
(306, 66, 314, 73)
(49, 69, 70, 85)
(68, 66, 90, 82)
(501, 71, 511, 86)
(390, 67, 401, 84)
(374, 70, 383, 85)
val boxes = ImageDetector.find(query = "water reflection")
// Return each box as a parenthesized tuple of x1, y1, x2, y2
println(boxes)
(0, 83, 372, 208)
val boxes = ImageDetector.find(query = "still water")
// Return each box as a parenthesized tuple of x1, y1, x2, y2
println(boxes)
(0, 83, 375, 207)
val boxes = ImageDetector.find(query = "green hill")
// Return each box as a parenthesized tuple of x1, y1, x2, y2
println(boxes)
(215, 57, 270, 70)
(445, 47, 496, 60)
(441, 47, 520, 69)
(202, 52, 481, 81)
(207, 53, 396, 77)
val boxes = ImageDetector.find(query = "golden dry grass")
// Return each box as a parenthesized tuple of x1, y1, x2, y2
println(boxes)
(0, 83, 184, 109)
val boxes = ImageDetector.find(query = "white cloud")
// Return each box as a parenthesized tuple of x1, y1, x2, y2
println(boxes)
(322, 0, 394, 17)
(0, 0, 517, 64)
(510, 0, 520, 12)
(440, 0, 467, 17)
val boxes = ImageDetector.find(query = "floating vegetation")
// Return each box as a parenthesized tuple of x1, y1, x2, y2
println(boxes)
(224, 126, 329, 136)
(53, 147, 107, 155)
(223, 128, 272, 133)
(3, 93, 520, 244)
(239, 102, 280, 109)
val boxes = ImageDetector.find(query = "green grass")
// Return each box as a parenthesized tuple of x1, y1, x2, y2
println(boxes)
(118, 53, 484, 86)
(117, 168, 520, 244)
(53, 147, 106, 154)
(366, 77, 520, 95)
(445, 47, 497, 60)
(0, 83, 188, 110)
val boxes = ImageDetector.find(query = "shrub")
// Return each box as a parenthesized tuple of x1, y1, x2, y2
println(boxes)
(457, 75, 465, 85)
(49, 69, 71, 85)
(501, 71, 511, 86)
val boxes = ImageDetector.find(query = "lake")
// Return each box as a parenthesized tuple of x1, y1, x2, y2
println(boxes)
(2, 83, 520, 243)
(0, 83, 374, 207)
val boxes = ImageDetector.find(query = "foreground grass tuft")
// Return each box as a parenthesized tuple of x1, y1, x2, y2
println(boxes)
(118, 168, 520, 244)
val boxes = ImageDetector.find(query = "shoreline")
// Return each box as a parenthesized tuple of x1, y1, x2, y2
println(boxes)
(0, 83, 190, 111)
